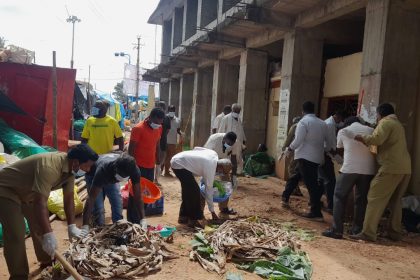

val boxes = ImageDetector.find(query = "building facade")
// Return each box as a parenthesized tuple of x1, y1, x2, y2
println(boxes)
(144, 0, 420, 194)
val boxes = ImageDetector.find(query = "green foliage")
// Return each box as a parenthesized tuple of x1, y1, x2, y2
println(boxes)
(0, 37, 6, 48)
(112, 81, 126, 104)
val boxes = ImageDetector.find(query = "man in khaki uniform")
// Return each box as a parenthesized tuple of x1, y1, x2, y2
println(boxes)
(352, 103, 411, 241)
(0, 144, 98, 279)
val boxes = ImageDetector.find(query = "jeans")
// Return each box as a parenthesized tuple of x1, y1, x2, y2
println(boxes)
(332, 173, 373, 234)
(86, 176, 123, 226)
(318, 155, 336, 209)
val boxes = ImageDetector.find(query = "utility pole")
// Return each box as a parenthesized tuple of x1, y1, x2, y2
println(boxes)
(52, 51, 58, 148)
(66, 15, 81, 69)
(134, 35, 141, 122)
(87, 65, 91, 112)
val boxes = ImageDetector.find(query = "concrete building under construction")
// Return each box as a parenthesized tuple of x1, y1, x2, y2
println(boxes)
(143, 0, 420, 194)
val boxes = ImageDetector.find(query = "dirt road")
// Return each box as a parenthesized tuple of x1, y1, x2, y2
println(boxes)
(1, 175, 419, 279)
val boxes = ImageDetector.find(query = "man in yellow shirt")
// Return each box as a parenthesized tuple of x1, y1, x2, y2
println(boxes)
(352, 103, 411, 241)
(81, 100, 124, 225)
(81, 100, 124, 154)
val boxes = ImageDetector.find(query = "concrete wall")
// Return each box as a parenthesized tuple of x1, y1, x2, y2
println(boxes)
(238, 49, 269, 153)
(162, 19, 172, 63)
(172, 7, 184, 49)
(211, 60, 239, 122)
(266, 80, 281, 158)
(184, 0, 198, 41)
(191, 68, 214, 147)
(199, 0, 218, 27)
(179, 74, 194, 144)
(160, 82, 170, 104)
(324, 52, 362, 98)
(169, 79, 180, 111)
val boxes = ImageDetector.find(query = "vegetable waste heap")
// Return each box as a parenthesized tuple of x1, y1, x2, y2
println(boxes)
(63, 220, 177, 279)
(190, 217, 313, 279)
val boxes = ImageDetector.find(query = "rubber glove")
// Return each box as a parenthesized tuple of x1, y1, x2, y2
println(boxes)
(80, 225, 90, 237)
(140, 219, 147, 230)
(67, 224, 82, 240)
(42, 232, 57, 259)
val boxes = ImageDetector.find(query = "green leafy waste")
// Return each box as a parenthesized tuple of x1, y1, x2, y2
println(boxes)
(239, 247, 312, 280)
(214, 181, 226, 197)
(190, 232, 214, 258)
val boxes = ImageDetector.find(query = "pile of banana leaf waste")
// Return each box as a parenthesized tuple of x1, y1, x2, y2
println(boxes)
(190, 217, 313, 280)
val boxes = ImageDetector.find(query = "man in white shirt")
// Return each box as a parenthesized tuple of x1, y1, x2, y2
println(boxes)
(204, 132, 238, 214)
(212, 105, 231, 134)
(163, 105, 182, 176)
(218, 103, 246, 174)
(318, 110, 344, 212)
(171, 147, 225, 228)
(284, 101, 332, 220)
(322, 116, 375, 239)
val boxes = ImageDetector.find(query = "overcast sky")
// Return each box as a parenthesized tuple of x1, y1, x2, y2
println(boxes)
(0, 0, 162, 93)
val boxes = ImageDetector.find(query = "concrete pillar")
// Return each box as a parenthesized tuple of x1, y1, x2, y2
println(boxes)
(183, 0, 198, 42)
(160, 82, 170, 104)
(172, 7, 184, 49)
(276, 30, 323, 156)
(238, 49, 268, 154)
(179, 74, 194, 145)
(360, 0, 420, 193)
(198, 0, 217, 28)
(191, 68, 214, 147)
(169, 79, 180, 110)
(161, 19, 172, 63)
(211, 60, 239, 122)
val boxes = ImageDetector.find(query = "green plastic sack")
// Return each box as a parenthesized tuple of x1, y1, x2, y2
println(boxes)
(244, 152, 275, 177)
(0, 119, 47, 159)
(48, 187, 84, 220)
(0, 218, 30, 247)
(73, 119, 86, 132)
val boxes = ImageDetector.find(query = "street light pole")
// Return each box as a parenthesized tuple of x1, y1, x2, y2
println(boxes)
(67, 15, 81, 69)
(135, 36, 141, 122)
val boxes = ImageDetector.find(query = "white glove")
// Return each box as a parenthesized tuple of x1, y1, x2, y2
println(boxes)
(284, 148, 292, 159)
(80, 225, 90, 238)
(140, 219, 147, 230)
(232, 175, 238, 190)
(67, 224, 82, 240)
(42, 232, 57, 259)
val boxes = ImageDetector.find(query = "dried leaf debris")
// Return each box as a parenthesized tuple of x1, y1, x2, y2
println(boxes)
(63, 220, 177, 279)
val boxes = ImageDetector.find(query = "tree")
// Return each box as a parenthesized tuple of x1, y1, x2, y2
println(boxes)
(112, 81, 126, 104)
(0, 37, 6, 48)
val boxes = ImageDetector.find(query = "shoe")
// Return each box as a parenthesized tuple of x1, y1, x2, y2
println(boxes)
(178, 216, 188, 224)
(281, 197, 290, 208)
(349, 232, 375, 242)
(322, 229, 343, 239)
(220, 208, 237, 215)
(301, 212, 324, 222)
(385, 233, 402, 242)
(291, 187, 303, 197)
(188, 219, 205, 229)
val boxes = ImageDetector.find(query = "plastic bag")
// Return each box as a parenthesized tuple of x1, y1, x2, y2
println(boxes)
(48, 187, 84, 220)
(73, 119, 86, 132)
(0, 218, 30, 246)
(200, 180, 233, 203)
(0, 119, 48, 159)
(244, 152, 275, 177)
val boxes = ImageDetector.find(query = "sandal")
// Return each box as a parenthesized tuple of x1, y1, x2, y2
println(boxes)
(221, 208, 237, 215)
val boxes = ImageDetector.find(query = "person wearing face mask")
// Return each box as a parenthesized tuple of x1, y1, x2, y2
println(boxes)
(212, 105, 232, 134)
(81, 153, 146, 230)
(0, 144, 98, 279)
(164, 105, 182, 176)
(204, 131, 238, 215)
(218, 103, 246, 174)
(154, 102, 171, 184)
(128, 108, 165, 182)
(81, 100, 125, 226)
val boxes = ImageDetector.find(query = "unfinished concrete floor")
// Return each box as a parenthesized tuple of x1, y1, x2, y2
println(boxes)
(1, 175, 420, 279)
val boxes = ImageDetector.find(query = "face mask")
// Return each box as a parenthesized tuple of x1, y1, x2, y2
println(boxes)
(150, 122, 161, 129)
(231, 112, 239, 119)
(115, 173, 129, 182)
(72, 169, 86, 177)
(223, 143, 232, 150)
(168, 112, 175, 118)
(91, 107, 100, 116)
